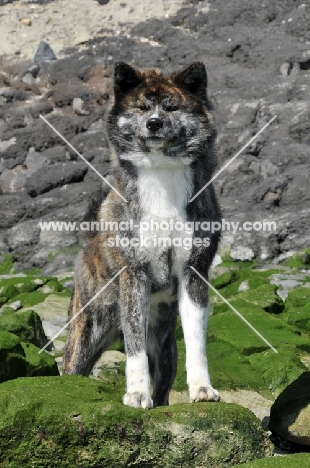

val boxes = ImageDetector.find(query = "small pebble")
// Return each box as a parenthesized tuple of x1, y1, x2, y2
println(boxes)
(21, 18, 32, 26)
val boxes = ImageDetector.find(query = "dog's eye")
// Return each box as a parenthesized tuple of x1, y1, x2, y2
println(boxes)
(138, 104, 151, 111)
(164, 104, 178, 112)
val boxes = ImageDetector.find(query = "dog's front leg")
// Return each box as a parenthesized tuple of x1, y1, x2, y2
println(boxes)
(178, 268, 220, 403)
(119, 267, 153, 409)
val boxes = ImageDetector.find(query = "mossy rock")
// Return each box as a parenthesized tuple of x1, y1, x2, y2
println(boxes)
(213, 284, 284, 315)
(0, 375, 272, 468)
(210, 267, 282, 302)
(0, 284, 19, 302)
(208, 305, 310, 355)
(41, 279, 64, 294)
(0, 330, 27, 382)
(248, 347, 307, 396)
(0, 254, 14, 274)
(282, 287, 310, 331)
(0, 309, 51, 349)
(21, 342, 59, 377)
(0, 330, 59, 383)
(236, 453, 310, 467)
(285, 249, 310, 268)
(6, 290, 49, 308)
(212, 270, 240, 289)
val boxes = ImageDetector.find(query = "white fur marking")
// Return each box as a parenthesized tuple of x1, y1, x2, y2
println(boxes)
(124, 351, 153, 408)
(178, 278, 219, 402)
(138, 164, 193, 282)
(125, 351, 150, 394)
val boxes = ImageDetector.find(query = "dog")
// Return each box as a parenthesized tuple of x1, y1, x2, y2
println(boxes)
(62, 62, 222, 409)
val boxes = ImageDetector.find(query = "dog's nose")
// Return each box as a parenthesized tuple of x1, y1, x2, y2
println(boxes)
(146, 117, 163, 132)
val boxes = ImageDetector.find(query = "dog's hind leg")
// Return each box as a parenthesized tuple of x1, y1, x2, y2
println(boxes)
(62, 286, 119, 376)
(147, 301, 178, 407)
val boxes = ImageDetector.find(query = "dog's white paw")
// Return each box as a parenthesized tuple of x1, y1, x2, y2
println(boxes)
(123, 392, 153, 409)
(189, 385, 220, 403)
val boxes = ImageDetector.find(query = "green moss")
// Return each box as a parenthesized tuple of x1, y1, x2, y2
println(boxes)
(21, 342, 59, 377)
(0, 296, 7, 306)
(42, 279, 64, 293)
(209, 303, 309, 354)
(18, 281, 42, 293)
(0, 330, 59, 383)
(248, 347, 307, 396)
(282, 287, 310, 332)
(107, 338, 125, 352)
(0, 309, 50, 349)
(0, 330, 27, 383)
(228, 284, 284, 314)
(207, 340, 266, 393)
(0, 254, 14, 275)
(211, 270, 240, 289)
(7, 290, 49, 308)
(236, 453, 310, 467)
(285, 249, 310, 268)
(54, 289, 72, 298)
(0, 375, 271, 468)
(0, 284, 19, 300)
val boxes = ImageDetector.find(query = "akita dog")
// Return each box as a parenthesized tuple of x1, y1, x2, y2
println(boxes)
(62, 62, 222, 409)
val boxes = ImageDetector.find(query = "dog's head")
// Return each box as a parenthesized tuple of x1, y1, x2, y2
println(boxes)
(108, 62, 216, 168)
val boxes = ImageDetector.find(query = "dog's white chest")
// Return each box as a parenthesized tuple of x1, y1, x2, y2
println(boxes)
(137, 164, 193, 282)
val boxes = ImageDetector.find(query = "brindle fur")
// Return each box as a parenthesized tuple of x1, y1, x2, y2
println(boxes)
(62, 62, 222, 408)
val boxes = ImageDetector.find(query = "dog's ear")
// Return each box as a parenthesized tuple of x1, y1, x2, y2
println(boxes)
(174, 62, 207, 97)
(114, 62, 141, 95)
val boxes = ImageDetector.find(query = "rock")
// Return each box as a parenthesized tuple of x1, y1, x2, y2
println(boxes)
(38, 229, 78, 249)
(0, 309, 52, 350)
(211, 254, 222, 268)
(249, 160, 261, 174)
(281, 286, 310, 332)
(5, 219, 40, 251)
(270, 274, 303, 301)
(22, 73, 38, 86)
(26, 162, 88, 197)
(260, 161, 279, 178)
(25, 150, 50, 174)
(0, 331, 27, 382)
(0, 375, 272, 467)
(22, 293, 70, 346)
(95, 350, 126, 368)
(219, 389, 273, 422)
(279, 62, 292, 76)
(231, 246, 255, 262)
(34, 41, 56, 63)
(40, 279, 63, 294)
(72, 97, 89, 115)
(0, 166, 28, 193)
(269, 372, 310, 447)
(9, 300, 22, 311)
(40, 145, 68, 163)
(0, 330, 58, 383)
(23, 63, 40, 78)
(21, 18, 32, 26)
(238, 280, 249, 292)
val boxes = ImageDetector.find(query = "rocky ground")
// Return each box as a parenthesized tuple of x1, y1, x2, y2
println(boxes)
(1, 250, 310, 465)
(0, 0, 309, 273)
(0, 0, 310, 466)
